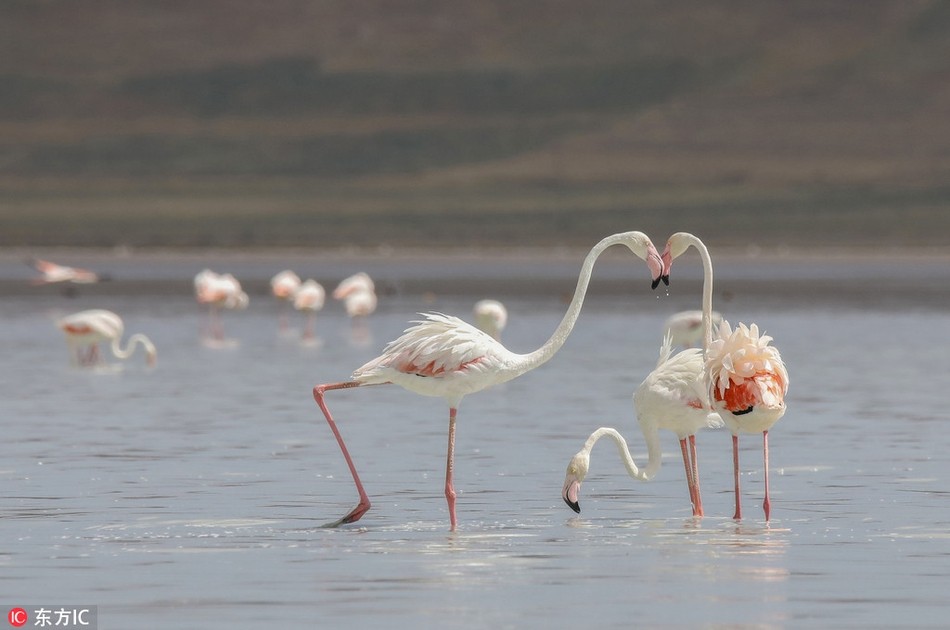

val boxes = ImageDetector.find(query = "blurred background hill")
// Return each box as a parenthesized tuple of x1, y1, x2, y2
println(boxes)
(2, 0, 949, 250)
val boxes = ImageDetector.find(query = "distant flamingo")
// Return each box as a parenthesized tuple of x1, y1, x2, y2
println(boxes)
(472, 299, 508, 340)
(664, 233, 788, 521)
(314, 231, 665, 530)
(194, 269, 248, 340)
(293, 279, 326, 339)
(28, 258, 104, 285)
(333, 272, 377, 319)
(271, 270, 301, 331)
(563, 232, 723, 518)
(58, 309, 156, 367)
(664, 309, 723, 348)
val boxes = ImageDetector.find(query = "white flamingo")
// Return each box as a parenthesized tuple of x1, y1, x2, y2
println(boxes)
(472, 299, 508, 340)
(58, 309, 156, 367)
(271, 270, 301, 331)
(332, 272, 377, 319)
(194, 269, 248, 339)
(293, 279, 326, 339)
(664, 233, 789, 521)
(664, 309, 723, 348)
(313, 231, 665, 530)
(562, 233, 722, 517)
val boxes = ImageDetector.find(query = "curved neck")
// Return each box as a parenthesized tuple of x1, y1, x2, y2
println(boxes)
(584, 426, 662, 481)
(111, 333, 156, 362)
(682, 234, 714, 350)
(519, 233, 631, 370)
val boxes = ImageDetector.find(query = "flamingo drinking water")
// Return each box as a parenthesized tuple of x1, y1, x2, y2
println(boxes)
(58, 309, 156, 367)
(313, 231, 665, 530)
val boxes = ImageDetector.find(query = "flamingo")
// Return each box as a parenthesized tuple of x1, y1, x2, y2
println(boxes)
(57, 309, 156, 367)
(563, 233, 723, 517)
(194, 269, 248, 340)
(664, 309, 723, 348)
(28, 258, 105, 285)
(472, 299, 508, 340)
(663, 234, 788, 521)
(562, 332, 724, 517)
(293, 279, 326, 339)
(271, 270, 301, 331)
(333, 272, 377, 319)
(313, 231, 665, 530)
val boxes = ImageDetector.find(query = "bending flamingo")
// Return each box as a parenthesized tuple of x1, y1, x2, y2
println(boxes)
(664, 233, 788, 521)
(563, 232, 723, 517)
(472, 299, 508, 340)
(562, 333, 723, 516)
(314, 231, 664, 530)
(293, 279, 326, 339)
(58, 309, 156, 367)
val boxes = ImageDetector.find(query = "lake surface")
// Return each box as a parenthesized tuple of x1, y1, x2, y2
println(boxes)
(2, 250, 950, 628)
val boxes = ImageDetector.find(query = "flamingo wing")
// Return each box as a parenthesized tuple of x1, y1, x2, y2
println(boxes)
(354, 313, 501, 381)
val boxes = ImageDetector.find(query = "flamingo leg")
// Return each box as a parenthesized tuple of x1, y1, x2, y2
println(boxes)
(689, 434, 703, 517)
(445, 407, 458, 531)
(313, 381, 372, 527)
(732, 433, 742, 520)
(304, 313, 315, 340)
(762, 430, 771, 521)
(679, 438, 699, 516)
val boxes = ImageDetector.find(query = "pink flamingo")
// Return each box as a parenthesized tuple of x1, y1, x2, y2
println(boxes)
(194, 269, 248, 340)
(664, 233, 789, 521)
(562, 233, 722, 518)
(58, 309, 156, 367)
(314, 231, 665, 530)
(28, 258, 104, 285)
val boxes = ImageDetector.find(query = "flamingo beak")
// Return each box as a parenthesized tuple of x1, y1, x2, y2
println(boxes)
(647, 247, 665, 290)
(562, 476, 582, 513)
(658, 245, 673, 288)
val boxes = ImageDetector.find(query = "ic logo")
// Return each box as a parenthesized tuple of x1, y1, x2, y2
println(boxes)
(7, 608, 27, 628)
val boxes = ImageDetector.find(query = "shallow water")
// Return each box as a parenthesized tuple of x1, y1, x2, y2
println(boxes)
(3, 255, 950, 628)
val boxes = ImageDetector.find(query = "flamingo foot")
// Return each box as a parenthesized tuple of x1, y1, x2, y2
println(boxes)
(321, 499, 372, 528)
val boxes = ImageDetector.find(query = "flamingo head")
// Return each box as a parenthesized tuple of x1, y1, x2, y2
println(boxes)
(146, 348, 157, 367)
(706, 320, 789, 431)
(614, 231, 665, 290)
(660, 232, 697, 288)
(562, 450, 591, 513)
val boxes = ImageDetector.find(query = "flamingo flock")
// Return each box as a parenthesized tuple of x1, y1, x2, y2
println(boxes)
(31, 234, 789, 530)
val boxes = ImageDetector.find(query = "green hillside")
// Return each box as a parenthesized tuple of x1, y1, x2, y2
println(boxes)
(2, 1, 949, 248)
